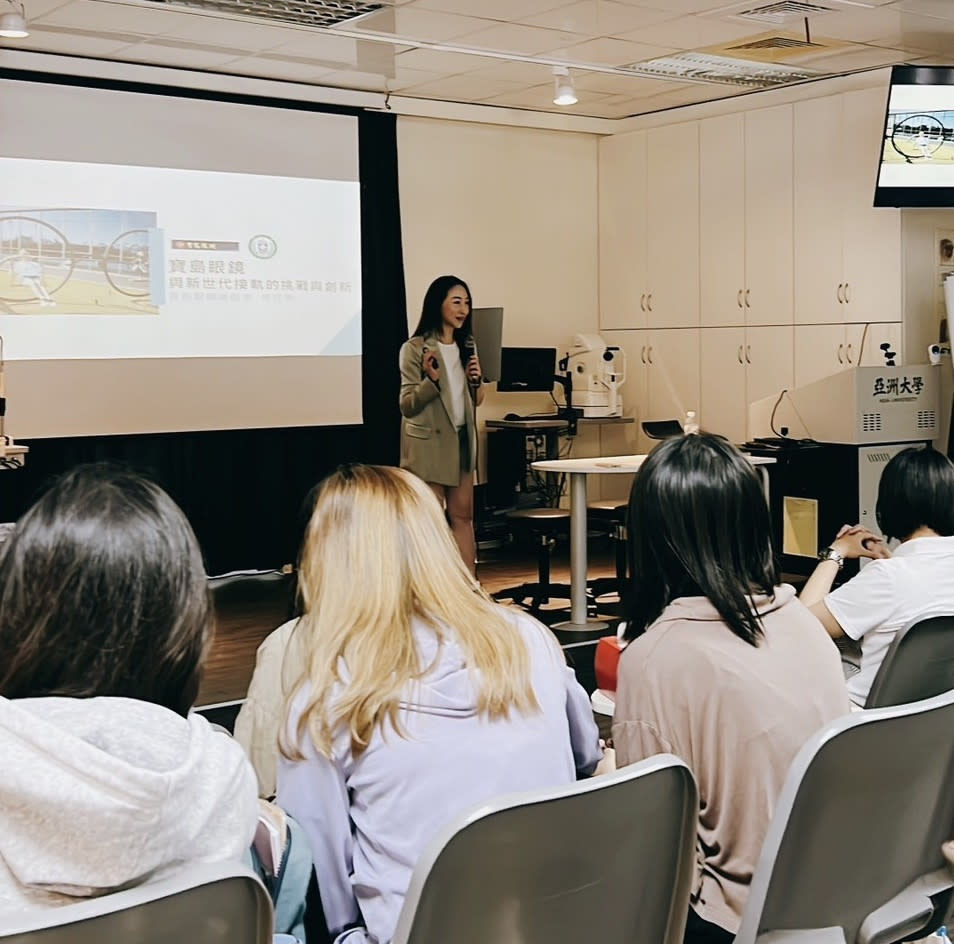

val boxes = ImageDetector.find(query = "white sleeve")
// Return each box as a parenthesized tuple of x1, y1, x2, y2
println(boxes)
(275, 739, 361, 938)
(563, 664, 602, 776)
(824, 560, 899, 642)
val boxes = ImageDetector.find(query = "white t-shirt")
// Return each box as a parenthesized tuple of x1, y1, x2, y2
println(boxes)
(438, 342, 466, 429)
(825, 535, 954, 706)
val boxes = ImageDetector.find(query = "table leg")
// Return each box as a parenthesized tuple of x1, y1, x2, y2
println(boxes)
(553, 471, 608, 634)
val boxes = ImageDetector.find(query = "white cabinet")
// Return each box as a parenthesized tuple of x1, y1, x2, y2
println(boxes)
(646, 123, 700, 328)
(599, 131, 647, 330)
(602, 328, 700, 452)
(700, 326, 794, 442)
(794, 91, 901, 325)
(794, 322, 902, 388)
(700, 105, 794, 328)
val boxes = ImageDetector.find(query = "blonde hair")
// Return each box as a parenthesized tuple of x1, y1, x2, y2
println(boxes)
(285, 464, 540, 759)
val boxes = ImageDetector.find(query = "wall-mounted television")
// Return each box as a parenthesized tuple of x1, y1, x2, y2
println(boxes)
(875, 65, 954, 207)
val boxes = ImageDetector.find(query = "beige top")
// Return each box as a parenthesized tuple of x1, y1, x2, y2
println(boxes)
(612, 586, 849, 934)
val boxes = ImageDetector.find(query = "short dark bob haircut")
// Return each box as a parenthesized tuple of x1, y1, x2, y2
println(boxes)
(624, 433, 779, 647)
(411, 275, 473, 364)
(876, 446, 954, 542)
(0, 464, 211, 716)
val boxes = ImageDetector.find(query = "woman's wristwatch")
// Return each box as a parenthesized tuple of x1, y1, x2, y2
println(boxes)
(817, 546, 845, 569)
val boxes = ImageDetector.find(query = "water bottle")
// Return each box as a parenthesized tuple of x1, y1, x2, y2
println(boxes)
(683, 410, 699, 435)
(931, 927, 951, 942)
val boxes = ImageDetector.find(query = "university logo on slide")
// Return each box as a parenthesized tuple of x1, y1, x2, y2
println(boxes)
(249, 234, 277, 259)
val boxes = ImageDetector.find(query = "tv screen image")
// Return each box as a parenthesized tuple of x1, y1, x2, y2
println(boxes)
(875, 65, 954, 207)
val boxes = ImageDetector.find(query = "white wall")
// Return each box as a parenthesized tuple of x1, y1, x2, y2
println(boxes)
(397, 117, 608, 484)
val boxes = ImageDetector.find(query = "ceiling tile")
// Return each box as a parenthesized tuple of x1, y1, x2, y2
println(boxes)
(892, 0, 954, 16)
(393, 45, 488, 72)
(410, 0, 568, 20)
(793, 43, 915, 72)
(9, 0, 72, 18)
(466, 57, 568, 82)
(223, 54, 337, 81)
(573, 70, 690, 95)
(398, 72, 527, 99)
(32, 0, 194, 34)
(620, 0, 745, 13)
(616, 13, 765, 49)
(386, 63, 446, 88)
(0, 26, 138, 54)
(117, 40, 245, 66)
(520, 1, 681, 37)
(260, 31, 405, 71)
(452, 21, 587, 54)
(354, 7, 500, 41)
(558, 34, 674, 64)
(151, 14, 303, 50)
(314, 67, 392, 91)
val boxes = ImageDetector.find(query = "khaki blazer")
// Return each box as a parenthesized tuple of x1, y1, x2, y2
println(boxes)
(399, 334, 480, 487)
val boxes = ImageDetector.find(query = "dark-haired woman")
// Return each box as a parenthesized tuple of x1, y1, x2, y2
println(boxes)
(800, 446, 954, 708)
(0, 466, 259, 911)
(399, 275, 483, 574)
(612, 434, 849, 944)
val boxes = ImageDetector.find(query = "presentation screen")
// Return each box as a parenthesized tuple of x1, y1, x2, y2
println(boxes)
(0, 79, 362, 437)
(875, 65, 954, 207)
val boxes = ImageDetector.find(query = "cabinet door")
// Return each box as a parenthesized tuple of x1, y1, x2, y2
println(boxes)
(845, 322, 903, 369)
(794, 96, 845, 324)
(745, 326, 795, 438)
(601, 329, 650, 451)
(646, 122, 700, 329)
(794, 324, 848, 387)
(700, 327, 746, 442)
(646, 328, 701, 430)
(700, 114, 745, 327)
(841, 88, 902, 325)
(745, 105, 794, 326)
(599, 132, 648, 330)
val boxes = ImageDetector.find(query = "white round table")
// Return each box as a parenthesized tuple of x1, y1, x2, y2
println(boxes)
(531, 453, 776, 633)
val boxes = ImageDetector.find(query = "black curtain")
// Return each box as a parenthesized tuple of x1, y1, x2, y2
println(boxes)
(0, 109, 407, 574)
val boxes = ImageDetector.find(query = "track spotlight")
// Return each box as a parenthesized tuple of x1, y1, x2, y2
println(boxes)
(552, 66, 577, 106)
(0, 0, 28, 37)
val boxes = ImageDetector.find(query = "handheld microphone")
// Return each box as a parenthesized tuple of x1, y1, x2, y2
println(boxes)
(463, 335, 480, 386)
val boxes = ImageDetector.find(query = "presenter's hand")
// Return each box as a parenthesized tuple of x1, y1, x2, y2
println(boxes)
(466, 354, 482, 385)
(422, 346, 441, 383)
(832, 525, 891, 560)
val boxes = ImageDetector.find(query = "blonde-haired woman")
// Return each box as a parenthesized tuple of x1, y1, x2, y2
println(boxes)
(276, 464, 601, 944)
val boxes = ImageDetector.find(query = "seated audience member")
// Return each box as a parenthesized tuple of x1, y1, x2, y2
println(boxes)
(276, 464, 601, 944)
(235, 486, 318, 799)
(612, 434, 849, 944)
(0, 465, 260, 913)
(800, 446, 954, 708)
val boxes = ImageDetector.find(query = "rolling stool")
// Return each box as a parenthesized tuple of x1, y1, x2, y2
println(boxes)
(493, 507, 588, 615)
(586, 499, 628, 602)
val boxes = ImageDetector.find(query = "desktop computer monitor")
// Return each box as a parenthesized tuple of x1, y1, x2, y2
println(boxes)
(497, 347, 556, 392)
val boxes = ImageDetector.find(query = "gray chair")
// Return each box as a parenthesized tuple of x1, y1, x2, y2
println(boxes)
(865, 615, 954, 709)
(0, 862, 272, 944)
(734, 689, 954, 944)
(391, 755, 698, 944)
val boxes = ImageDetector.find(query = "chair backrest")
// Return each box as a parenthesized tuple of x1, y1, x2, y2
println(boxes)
(0, 862, 272, 944)
(391, 755, 698, 944)
(865, 615, 954, 709)
(735, 689, 954, 944)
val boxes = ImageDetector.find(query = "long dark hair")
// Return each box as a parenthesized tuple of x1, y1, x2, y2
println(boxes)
(0, 464, 212, 716)
(876, 446, 954, 541)
(411, 275, 473, 364)
(624, 433, 779, 646)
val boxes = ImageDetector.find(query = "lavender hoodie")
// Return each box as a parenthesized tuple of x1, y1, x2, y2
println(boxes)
(277, 609, 601, 944)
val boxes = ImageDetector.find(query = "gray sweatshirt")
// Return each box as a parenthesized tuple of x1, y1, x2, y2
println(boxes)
(0, 695, 258, 912)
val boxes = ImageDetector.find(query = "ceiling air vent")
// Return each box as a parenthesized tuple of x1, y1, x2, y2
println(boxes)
(622, 51, 819, 88)
(729, 36, 820, 51)
(703, 0, 847, 27)
(143, 0, 385, 30)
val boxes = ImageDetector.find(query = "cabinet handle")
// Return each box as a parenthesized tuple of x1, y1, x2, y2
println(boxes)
(647, 346, 654, 365)
(646, 294, 653, 312)
(737, 289, 743, 309)
(837, 343, 844, 364)
(640, 345, 647, 364)
(744, 289, 751, 308)
(640, 294, 646, 312)
(737, 345, 744, 365)
(846, 343, 853, 364)
(837, 283, 844, 304)
(745, 344, 752, 365)
(844, 282, 851, 304)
